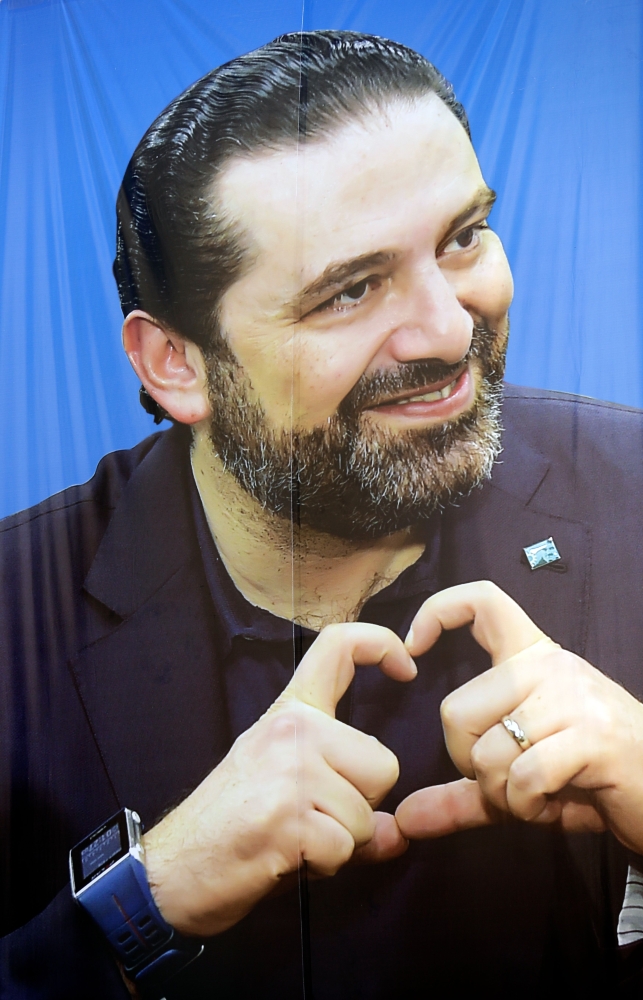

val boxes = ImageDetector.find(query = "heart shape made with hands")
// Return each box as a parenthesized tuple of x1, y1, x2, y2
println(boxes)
(404, 579, 554, 778)
(394, 580, 643, 846)
(144, 579, 643, 941)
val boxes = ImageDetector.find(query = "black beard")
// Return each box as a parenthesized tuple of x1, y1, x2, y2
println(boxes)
(204, 320, 507, 540)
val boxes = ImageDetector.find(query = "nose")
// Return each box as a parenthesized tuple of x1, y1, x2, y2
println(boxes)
(375, 264, 473, 367)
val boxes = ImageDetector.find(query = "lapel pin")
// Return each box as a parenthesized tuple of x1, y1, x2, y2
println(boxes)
(522, 537, 562, 571)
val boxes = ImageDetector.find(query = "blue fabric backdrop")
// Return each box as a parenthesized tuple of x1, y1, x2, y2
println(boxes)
(0, 0, 640, 517)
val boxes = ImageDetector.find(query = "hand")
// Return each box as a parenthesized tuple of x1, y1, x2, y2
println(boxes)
(143, 623, 416, 937)
(395, 581, 643, 853)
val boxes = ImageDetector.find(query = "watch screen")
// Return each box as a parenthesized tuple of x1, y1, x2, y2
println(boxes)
(81, 822, 122, 880)
(71, 809, 132, 892)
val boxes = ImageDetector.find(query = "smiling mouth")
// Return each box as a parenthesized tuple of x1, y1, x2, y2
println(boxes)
(367, 365, 468, 410)
(388, 378, 459, 405)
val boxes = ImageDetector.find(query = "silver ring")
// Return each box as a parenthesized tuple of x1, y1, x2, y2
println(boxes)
(502, 716, 531, 751)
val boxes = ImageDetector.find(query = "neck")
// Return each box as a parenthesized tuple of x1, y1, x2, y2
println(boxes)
(191, 429, 425, 630)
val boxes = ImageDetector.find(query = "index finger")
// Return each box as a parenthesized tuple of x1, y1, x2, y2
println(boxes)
(404, 582, 558, 776)
(405, 581, 548, 664)
(282, 622, 417, 717)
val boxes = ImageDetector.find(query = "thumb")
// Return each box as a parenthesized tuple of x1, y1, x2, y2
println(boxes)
(395, 778, 500, 839)
(351, 812, 410, 865)
(281, 622, 416, 718)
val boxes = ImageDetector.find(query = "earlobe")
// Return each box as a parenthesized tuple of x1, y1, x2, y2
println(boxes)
(122, 311, 212, 425)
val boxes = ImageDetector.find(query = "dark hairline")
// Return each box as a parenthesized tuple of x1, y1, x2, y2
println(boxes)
(206, 90, 476, 323)
(114, 29, 473, 431)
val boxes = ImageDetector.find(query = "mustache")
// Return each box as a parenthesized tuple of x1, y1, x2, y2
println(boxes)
(339, 322, 495, 418)
(340, 358, 464, 415)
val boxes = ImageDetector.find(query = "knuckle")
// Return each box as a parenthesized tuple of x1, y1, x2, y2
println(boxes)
(562, 651, 583, 676)
(265, 707, 304, 743)
(378, 747, 400, 788)
(332, 831, 356, 871)
(508, 760, 535, 794)
(510, 801, 534, 822)
(318, 620, 390, 650)
(319, 622, 344, 641)
(469, 741, 489, 776)
(361, 809, 377, 843)
(478, 579, 500, 597)
(351, 808, 376, 848)
(558, 649, 590, 682)
(317, 622, 355, 648)
(265, 850, 295, 881)
(440, 695, 463, 730)
(305, 829, 354, 877)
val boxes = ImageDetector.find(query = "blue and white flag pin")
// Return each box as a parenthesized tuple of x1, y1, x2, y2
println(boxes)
(523, 537, 562, 571)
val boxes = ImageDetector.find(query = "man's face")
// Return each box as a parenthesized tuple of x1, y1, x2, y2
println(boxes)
(203, 93, 514, 538)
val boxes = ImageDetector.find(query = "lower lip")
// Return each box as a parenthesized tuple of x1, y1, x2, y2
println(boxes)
(365, 368, 474, 423)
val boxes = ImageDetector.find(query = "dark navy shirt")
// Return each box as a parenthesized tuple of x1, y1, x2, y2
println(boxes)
(3, 406, 642, 999)
(0, 413, 632, 1000)
(176, 473, 608, 999)
(189, 469, 443, 743)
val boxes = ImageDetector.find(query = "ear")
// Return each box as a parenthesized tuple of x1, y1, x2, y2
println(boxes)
(122, 311, 211, 425)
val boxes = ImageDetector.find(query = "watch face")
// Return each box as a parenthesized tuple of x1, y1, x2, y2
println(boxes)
(70, 810, 131, 892)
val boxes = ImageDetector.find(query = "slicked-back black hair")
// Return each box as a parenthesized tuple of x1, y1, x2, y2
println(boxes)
(113, 29, 469, 418)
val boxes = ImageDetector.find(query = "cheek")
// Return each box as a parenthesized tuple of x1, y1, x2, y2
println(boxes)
(292, 337, 373, 425)
(223, 326, 372, 429)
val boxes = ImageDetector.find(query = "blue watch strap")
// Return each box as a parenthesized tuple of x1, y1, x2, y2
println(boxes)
(70, 809, 203, 994)
(79, 849, 174, 967)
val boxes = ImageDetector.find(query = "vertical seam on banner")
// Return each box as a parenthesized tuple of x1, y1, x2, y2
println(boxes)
(294, 9, 314, 1000)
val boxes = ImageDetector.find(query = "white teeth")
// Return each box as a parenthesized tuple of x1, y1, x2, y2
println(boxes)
(392, 379, 457, 405)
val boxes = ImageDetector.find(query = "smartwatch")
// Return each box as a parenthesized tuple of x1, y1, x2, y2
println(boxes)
(70, 808, 203, 996)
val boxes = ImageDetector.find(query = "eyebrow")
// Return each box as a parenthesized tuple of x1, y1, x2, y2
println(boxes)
(438, 186, 497, 249)
(290, 184, 497, 317)
(291, 250, 396, 317)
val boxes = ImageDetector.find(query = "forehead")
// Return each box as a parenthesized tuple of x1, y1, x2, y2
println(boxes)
(216, 94, 483, 290)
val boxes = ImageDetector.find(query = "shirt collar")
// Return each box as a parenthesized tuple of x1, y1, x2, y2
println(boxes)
(189, 468, 442, 654)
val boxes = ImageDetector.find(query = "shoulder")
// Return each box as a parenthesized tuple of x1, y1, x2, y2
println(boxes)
(503, 382, 643, 423)
(498, 389, 643, 695)
(0, 431, 164, 536)
(0, 430, 171, 606)
(503, 384, 643, 454)
(502, 383, 643, 476)
(499, 383, 643, 517)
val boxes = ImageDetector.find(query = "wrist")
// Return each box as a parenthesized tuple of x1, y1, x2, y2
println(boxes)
(143, 816, 287, 937)
(70, 809, 203, 995)
(142, 823, 202, 935)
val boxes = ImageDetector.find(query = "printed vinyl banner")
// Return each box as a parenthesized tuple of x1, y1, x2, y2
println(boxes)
(2, 2, 643, 998)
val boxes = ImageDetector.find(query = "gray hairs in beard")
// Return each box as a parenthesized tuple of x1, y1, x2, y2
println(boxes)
(204, 320, 506, 539)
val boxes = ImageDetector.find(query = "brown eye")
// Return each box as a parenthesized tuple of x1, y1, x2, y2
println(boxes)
(330, 276, 380, 309)
(455, 227, 475, 248)
(343, 279, 369, 300)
